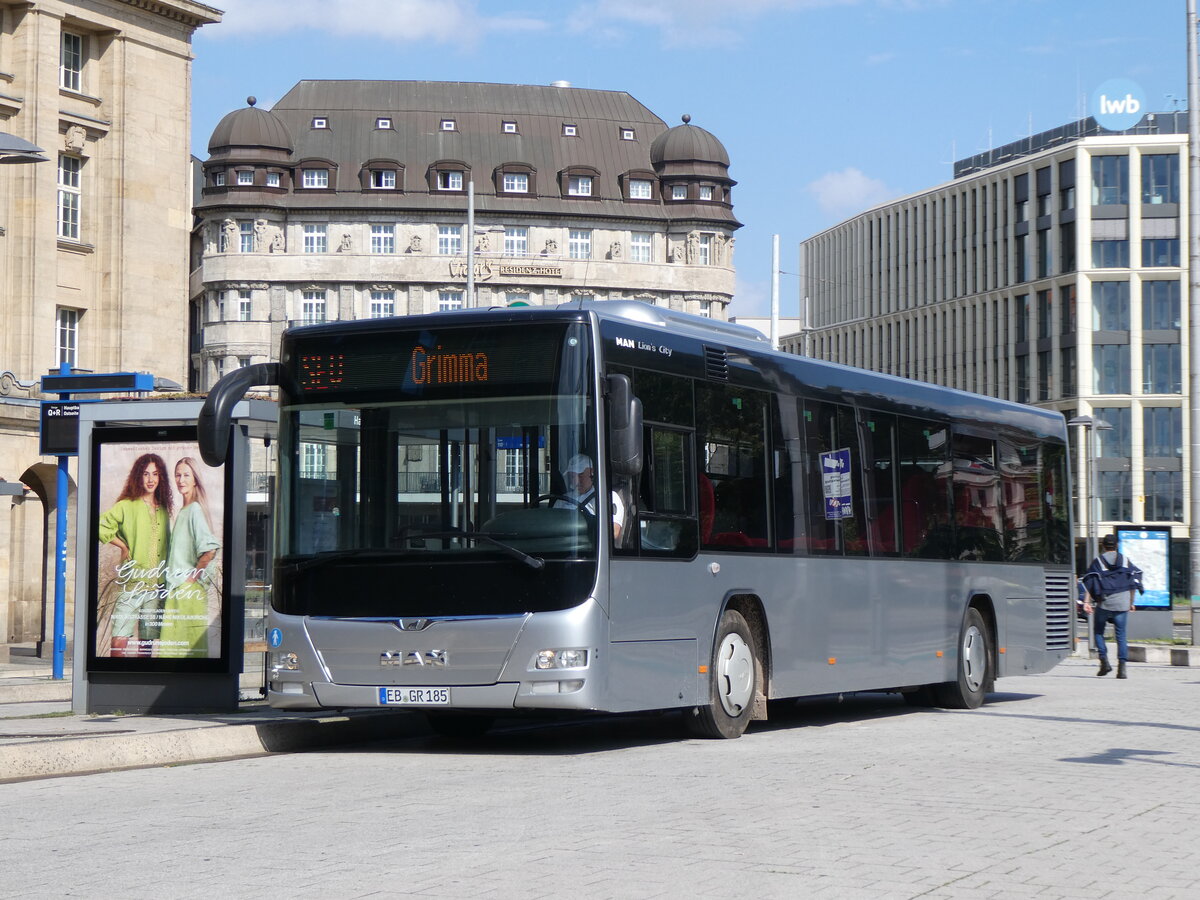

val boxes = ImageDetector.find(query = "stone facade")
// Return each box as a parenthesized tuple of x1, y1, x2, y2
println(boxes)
(191, 82, 740, 390)
(0, 0, 220, 657)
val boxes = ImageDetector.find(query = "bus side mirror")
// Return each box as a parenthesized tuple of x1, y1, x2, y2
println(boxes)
(198, 362, 282, 466)
(606, 374, 643, 478)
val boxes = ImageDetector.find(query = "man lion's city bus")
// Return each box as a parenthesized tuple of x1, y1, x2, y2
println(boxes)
(199, 301, 1073, 738)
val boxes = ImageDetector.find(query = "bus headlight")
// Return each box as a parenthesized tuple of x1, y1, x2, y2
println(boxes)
(534, 648, 588, 670)
(272, 651, 300, 671)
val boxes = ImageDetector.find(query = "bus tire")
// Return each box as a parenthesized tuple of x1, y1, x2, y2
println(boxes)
(426, 713, 494, 739)
(934, 607, 991, 710)
(687, 609, 759, 739)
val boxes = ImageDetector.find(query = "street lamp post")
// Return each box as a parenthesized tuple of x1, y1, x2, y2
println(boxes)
(1068, 415, 1112, 652)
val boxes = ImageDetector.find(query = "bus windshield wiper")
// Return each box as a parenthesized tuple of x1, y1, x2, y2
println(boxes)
(279, 548, 405, 573)
(409, 530, 545, 571)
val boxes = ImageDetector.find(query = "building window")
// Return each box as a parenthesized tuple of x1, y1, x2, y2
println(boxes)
(620, 127, 635, 141)
(504, 226, 527, 257)
(505, 292, 530, 307)
(440, 118, 456, 132)
(437, 170, 463, 191)
(1144, 407, 1182, 457)
(376, 117, 392, 130)
(1093, 344, 1130, 394)
(1092, 240, 1129, 268)
(60, 31, 83, 92)
(266, 172, 281, 188)
(301, 443, 327, 479)
(56, 308, 79, 366)
(303, 224, 328, 254)
(370, 290, 395, 318)
(1142, 153, 1179, 204)
(1144, 471, 1183, 522)
(1091, 156, 1128, 206)
(1142, 238, 1180, 268)
(302, 169, 329, 189)
(1036, 289, 1052, 339)
(301, 290, 327, 325)
(213, 171, 226, 187)
(698, 234, 712, 265)
(1060, 221, 1076, 273)
(1061, 346, 1077, 398)
(239, 221, 254, 253)
(629, 179, 652, 200)
(568, 229, 591, 259)
(502, 172, 529, 193)
(1143, 344, 1181, 393)
(1061, 283, 1077, 333)
(215, 358, 225, 380)
(215, 290, 226, 320)
(238, 290, 252, 321)
(311, 117, 328, 129)
(698, 300, 712, 318)
(630, 232, 652, 263)
(502, 121, 518, 134)
(371, 170, 396, 189)
(1015, 294, 1029, 343)
(1093, 407, 1131, 457)
(238, 357, 251, 368)
(671, 184, 687, 200)
(1098, 471, 1132, 522)
(438, 290, 463, 311)
(699, 185, 714, 201)
(437, 225, 463, 255)
(562, 124, 577, 137)
(371, 224, 395, 254)
(568, 175, 592, 196)
(1092, 282, 1129, 330)
(57, 156, 82, 240)
(1036, 229, 1051, 278)
(236, 170, 254, 186)
(1143, 280, 1180, 329)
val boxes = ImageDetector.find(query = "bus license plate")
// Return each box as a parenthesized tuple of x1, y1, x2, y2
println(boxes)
(378, 687, 450, 706)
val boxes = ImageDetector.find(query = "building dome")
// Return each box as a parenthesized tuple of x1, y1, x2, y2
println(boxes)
(208, 97, 293, 153)
(650, 115, 730, 167)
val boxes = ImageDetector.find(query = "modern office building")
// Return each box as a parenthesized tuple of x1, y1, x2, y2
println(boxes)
(190, 80, 740, 392)
(788, 112, 1190, 581)
(0, 0, 220, 658)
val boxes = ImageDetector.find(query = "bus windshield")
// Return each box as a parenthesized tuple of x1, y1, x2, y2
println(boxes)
(276, 322, 598, 571)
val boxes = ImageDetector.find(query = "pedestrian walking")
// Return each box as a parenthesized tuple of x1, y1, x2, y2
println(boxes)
(1081, 534, 1143, 679)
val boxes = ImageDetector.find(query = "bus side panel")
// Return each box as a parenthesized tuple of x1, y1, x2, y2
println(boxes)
(605, 639, 700, 712)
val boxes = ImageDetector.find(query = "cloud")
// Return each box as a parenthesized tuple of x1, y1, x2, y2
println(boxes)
(807, 167, 895, 217)
(210, 0, 548, 44)
(567, 0, 859, 47)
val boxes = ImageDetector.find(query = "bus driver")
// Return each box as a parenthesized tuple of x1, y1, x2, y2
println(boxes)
(554, 453, 624, 541)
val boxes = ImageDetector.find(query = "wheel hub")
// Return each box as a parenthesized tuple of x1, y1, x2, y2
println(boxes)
(716, 632, 754, 716)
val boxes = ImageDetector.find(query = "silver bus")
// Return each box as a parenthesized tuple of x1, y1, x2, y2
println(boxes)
(199, 301, 1073, 738)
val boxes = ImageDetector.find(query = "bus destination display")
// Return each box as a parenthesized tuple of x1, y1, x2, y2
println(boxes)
(292, 326, 567, 397)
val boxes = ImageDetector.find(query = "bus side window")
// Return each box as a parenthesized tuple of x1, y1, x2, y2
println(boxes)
(896, 417, 952, 559)
(697, 383, 769, 551)
(951, 432, 1003, 561)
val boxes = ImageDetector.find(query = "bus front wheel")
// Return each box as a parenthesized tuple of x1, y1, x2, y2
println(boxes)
(687, 609, 760, 739)
(934, 607, 992, 709)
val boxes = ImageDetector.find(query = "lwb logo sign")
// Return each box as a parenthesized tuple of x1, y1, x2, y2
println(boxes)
(1091, 78, 1146, 132)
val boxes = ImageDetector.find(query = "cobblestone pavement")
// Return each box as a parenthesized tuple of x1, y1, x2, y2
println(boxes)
(3, 656, 1198, 899)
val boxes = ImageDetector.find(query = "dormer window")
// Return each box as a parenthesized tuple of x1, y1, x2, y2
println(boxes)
(438, 170, 463, 191)
(266, 172, 281, 187)
(236, 170, 254, 186)
(503, 173, 528, 193)
(671, 184, 688, 200)
(376, 117, 392, 129)
(620, 127, 636, 141)
(311, 117, 328, 129)
(302, 168, 330, 189)
(440, 118, 457, 132)
(629, 178, 653, 200)
(568, 175, 592, 196)
(502, 121, 518, 134)
(699, 185, 714, 201)
(371, 170, 396, 189)
(562, 123, 577, 137)
(213, 171, 226, 187)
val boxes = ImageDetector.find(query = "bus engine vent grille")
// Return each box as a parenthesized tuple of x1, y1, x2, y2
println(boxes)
(704, 346, 729, 381)
(1044, 570, 1072, 651)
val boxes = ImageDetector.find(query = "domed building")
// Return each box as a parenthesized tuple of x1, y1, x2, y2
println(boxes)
(190, 81, 740, 390)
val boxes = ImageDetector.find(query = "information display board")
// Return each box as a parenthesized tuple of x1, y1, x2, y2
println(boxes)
(1116, 527, 1171, 610)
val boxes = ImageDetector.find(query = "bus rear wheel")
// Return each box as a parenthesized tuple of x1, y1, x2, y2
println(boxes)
(687, 609, 759, 739)
(934, 607, 992, 709)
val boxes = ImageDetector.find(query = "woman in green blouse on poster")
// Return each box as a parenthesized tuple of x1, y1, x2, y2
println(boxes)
(97, 453, 172, 657)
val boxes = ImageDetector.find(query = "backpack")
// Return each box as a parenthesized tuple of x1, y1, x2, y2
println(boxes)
(1087, 553, 1139, 597)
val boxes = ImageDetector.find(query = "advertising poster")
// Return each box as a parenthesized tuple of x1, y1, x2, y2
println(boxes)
(821, 448, 853, 520)
(1116, 527, 1171, 610)
(90, 429, 228, 665)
